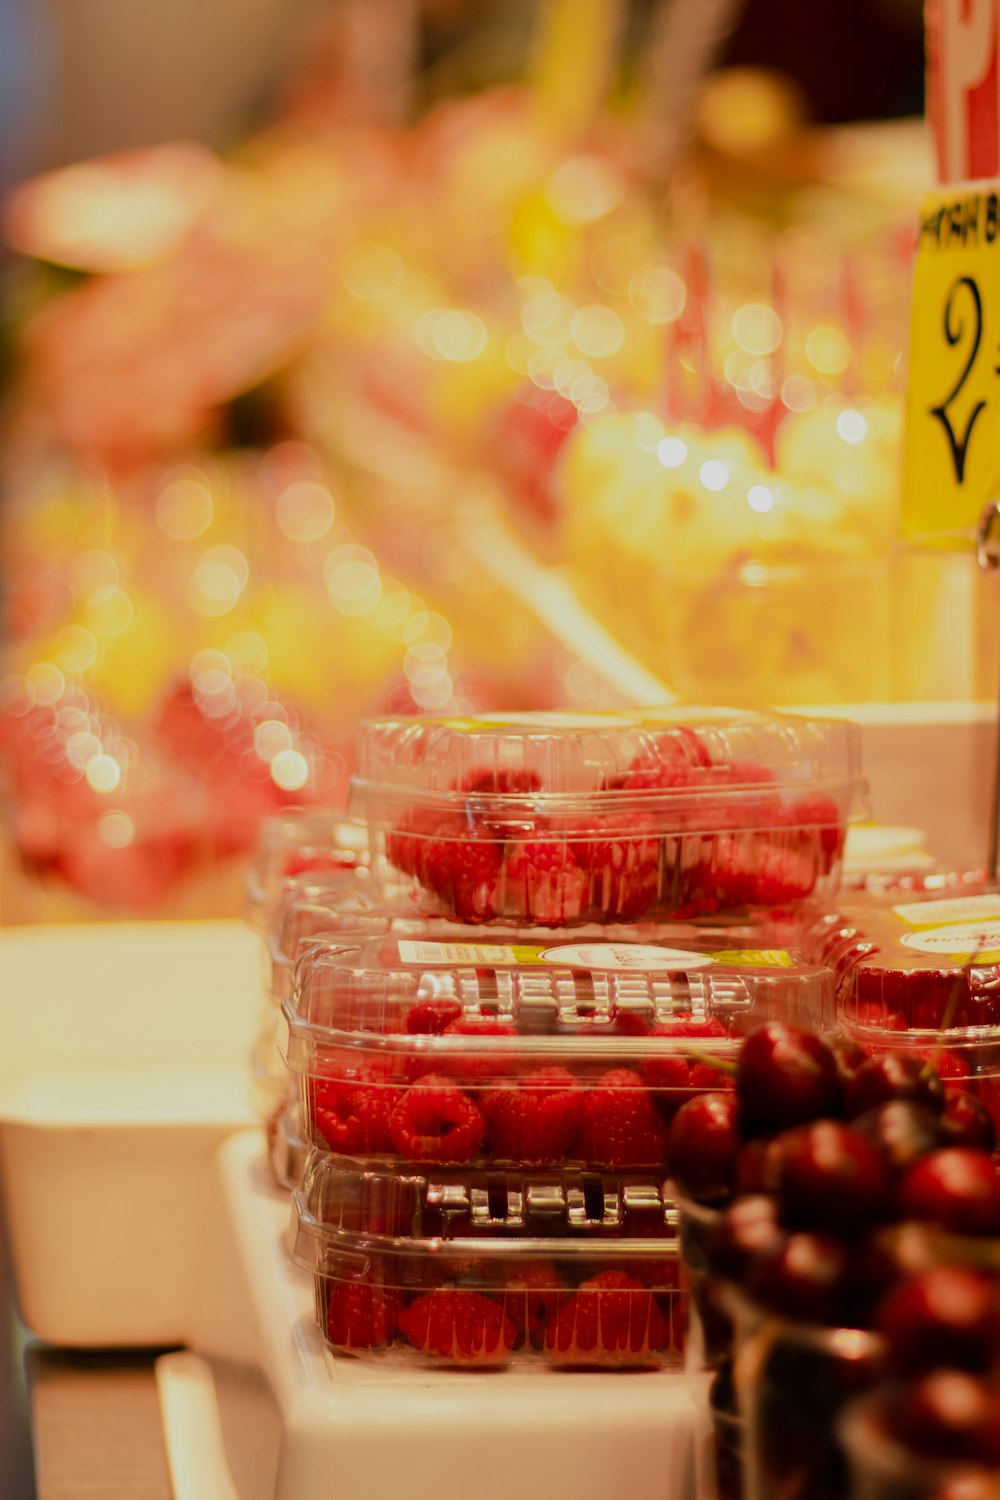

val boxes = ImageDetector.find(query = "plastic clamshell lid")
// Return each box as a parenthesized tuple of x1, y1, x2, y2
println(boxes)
(281, 932, 834, 1068)
(245, 810, 368, 927)
(802, 885, 1000, 1030)
(291, 1155, 680, 1269)
(269, 885, 799, 981)
(351, 708, 866, 810)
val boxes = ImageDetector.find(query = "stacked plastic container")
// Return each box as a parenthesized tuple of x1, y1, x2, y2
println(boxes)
(247, 709, 864, 1371)
(803, 883, 1000, 1135)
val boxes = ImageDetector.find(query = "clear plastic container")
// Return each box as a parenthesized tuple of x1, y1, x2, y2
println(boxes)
(281, 934, 834, 1170)
(267, 1095, 310, 1191)
(840, 1023, 1000, 1137)
(348, 710, 866, 926)
(678, 1197, 748, 1499)
(244, 810, 369, 933)
(290, 1154, 682, 1369)
(267, 879, 803, 1010)
(731, 1294, 883, 1500)
(840, 1389, 989, 1500)
(802, 889, 1000, 1031)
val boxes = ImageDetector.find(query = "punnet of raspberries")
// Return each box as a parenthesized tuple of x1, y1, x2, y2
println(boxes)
(372, 736, 848, 926)
(303, 1006, 740, 1170)
(668, 1022, 1000, 1500)
(320, 1261, 684, 1369)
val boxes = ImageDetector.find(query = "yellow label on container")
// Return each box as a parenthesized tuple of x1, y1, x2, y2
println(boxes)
(708, 950, 795, 969)
(903, 185, 1000, 542)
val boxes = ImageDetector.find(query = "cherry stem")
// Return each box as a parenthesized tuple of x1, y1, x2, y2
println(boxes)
(919, 933, 989, 1081)
(681, 1046, 738, 1076)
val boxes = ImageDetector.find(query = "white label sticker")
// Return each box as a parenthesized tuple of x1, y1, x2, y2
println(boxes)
(893, 893, 1000, 928)
(393, 939, 716, 971)
(396, 940, 522, 965)
(899, 919, 1000, 956)
(537, 943, 715, 971)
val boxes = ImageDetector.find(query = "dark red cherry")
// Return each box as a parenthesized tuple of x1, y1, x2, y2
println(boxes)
(846, 1053, 945, 1118)
(747, 1232, 853, 1325)
(940, 1090, 997, 1152)
(887, 1371, 1000, 1464)
(926, 1478, 1000, 1500)
(734, 1136, 782, 1195)
(736, 1024, 842, 1137)
(825, 1033, 869, 1089)
(877, 1266, 1000, 1376)
(706, 1195, 787, 1281)
(851, 1101, 943, 1174)
(667, 1092, 741, 1204)
(858, 1221, 951, 1308)
(773, 1120, 890, 1233)
(897, 1148, 1000, 1237)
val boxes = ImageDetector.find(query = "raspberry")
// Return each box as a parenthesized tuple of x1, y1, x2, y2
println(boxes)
(581, 814, 660, 921)
(397, 1289, 515, 1364)
(385, 806, 443, 879)
(482, 1067, 583, 1163)
(388, 1076, 485, 1162)
(709, 835, 818, 906)
(544, 1271, 668, 1367)
(439, 1015, 519, 1083)
(642, 1016, 733, 1115)
(457, 767, 541, 795)
(504, 838, 588, 924)
(421, 827, 503, 922)
(312, 1070, 400, 1154)
(327, 1278, 399, 1351)
(577, 1069, 669, 1168)
(405, 997, 463, 1035)
(782, 792, 845, 868)
(494, 1261, 565, 1349)
(615, 756, 698, 793)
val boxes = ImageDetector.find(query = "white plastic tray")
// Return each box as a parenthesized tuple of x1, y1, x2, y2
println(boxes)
(187, 1131, 703, 1500)
(0, 921, 259, 1346)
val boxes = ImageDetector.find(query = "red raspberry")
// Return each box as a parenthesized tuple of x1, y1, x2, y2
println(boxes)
(544, 1271, 668, 1367)
(312, 1071, 401, 1154)
(385, 806, 443, 879)
(388, 1076, 485, 1163)
(421, 827, 503, 922)
(504, 838, 588, 924)
(440, 1014, 518, 1074)
(405, 997, 463, 1035)
(582, 814, 660, 921)
(642, 1016, 733, 1114)
(326, 1278, 399, 1351)
(615, 756, 698, 793)
(677, 762, 782, 836)
(577, 1069, 669, 1168)
(397, 1289, 515, 1364)
(482, 1067, 584, 1163)
(709, 835, 818, 905)
(494, 1261, 566, 1349)
(782, 792, 845, 868)
(456, 767, 542, 795)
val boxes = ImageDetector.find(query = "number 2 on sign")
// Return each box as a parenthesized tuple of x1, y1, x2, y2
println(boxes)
(929, 275, 987, 484)
(902, 183, 1000, 539)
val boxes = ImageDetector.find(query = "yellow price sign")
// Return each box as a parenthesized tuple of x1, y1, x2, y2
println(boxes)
(903, 184, 1000, 543)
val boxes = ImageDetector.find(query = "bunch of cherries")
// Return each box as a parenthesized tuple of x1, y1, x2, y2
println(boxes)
(667, 1023, 1000, 1500)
